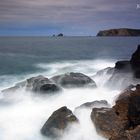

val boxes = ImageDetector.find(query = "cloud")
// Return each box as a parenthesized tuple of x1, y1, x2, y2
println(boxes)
(0, 0, 139, 35)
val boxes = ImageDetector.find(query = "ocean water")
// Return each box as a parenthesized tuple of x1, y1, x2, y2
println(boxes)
(0, 37, 140, 140)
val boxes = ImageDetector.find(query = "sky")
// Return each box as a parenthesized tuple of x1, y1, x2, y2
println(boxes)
(0, 0, 140, 36)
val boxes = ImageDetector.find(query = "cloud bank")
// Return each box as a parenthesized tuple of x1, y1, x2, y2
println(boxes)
(0, 0, 139, 35)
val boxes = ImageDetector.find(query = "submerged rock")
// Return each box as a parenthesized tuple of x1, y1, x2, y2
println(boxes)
(91, 84, 140, 140)
(51, 72, 97, 88)
(41, 106, 78, 138)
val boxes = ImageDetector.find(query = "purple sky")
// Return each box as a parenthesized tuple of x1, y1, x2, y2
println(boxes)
(0, 0, 140, 35)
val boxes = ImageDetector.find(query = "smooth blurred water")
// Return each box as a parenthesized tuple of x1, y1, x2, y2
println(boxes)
(0, 37, 140, 140)
(0, 36, 140, 75)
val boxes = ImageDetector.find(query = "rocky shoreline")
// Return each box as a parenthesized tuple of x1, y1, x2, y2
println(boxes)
(1, 44, 140, 139)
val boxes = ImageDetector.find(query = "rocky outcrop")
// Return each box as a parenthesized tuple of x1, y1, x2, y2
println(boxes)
(2, 72, 97, 94)
(130, 45, 140, 78)
(91, 84, 140, 140)
(97, 28, 140, 36)
(51, 72, 97, 88)
(2, 75, 61, 94)
(102, 45, 140, 89)
(41, 106, 78, 138)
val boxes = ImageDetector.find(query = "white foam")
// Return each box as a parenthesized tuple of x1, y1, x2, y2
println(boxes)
(0, 59, 119, 140)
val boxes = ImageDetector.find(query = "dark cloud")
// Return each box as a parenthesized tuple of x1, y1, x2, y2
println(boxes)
(0, 0, 139, 35)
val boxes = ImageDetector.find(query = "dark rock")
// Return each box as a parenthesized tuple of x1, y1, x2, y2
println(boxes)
(26, 75, 61, 93)
(41, 106, 78, 138)
(51, 72, 97, 88)
(115, 61, 131, 72)
(97, 28, 140, 36)
(76, 100, 109, 109)
(2, 75, 61, 94)
(57, 33, 63, 37)
(130, 45, 140, 78)
(91, 84, 140, 140)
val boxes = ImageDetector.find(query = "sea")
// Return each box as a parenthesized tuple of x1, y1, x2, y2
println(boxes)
(0, 36, 140, 140)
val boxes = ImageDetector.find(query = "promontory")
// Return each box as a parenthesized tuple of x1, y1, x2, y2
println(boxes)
(97, 28, 140, 36)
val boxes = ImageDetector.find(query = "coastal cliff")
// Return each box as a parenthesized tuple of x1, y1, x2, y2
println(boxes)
(97, 28, 140, 36)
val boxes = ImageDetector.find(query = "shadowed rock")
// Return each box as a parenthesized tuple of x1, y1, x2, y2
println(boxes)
(41, 106, 78, 138)
(51, 72, 97, 88)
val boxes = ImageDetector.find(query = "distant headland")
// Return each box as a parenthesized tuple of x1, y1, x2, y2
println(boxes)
(97, 28, 140, 36)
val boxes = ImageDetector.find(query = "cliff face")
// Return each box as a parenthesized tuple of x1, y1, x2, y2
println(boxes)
(97, 28, 140, 36)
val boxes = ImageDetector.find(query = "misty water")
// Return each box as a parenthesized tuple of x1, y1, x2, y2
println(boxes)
(0, 37, 140, 140)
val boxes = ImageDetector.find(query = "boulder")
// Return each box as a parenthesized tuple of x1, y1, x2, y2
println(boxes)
(51, 72, 97, 88)
(91, 107, 126, 139)
(76, 100, 109, 109)
(2, 75, 61, 94)
(41, 106, 78, 138)
(25, 75, 61, 93)
(91, 84, 140, 140)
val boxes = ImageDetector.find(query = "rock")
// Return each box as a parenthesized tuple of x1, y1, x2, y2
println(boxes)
(91, 84, 140, 140)
(57, 33, 63, 37)
(130, 45, 140, 78)
(2, 75, 61, 94)
(115, 61, 131, 72)
(41, 106, 78, 138)
(76, 100, 109, 109)
(51, 72, 97, 88)
(26, 75, 61, 93)
(95, 67, 114, 76)
(91, 107, 126, 139)
(97, 28, 140, 36)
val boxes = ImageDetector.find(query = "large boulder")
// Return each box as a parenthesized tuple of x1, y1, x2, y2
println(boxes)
(91, 84, 140, 140)
(51, 72, 97, 88)
(25, 75, 61, 94)
(91, 107, 126, 139)
(2, 75, 61, 94)
(41, 106, 78, 138)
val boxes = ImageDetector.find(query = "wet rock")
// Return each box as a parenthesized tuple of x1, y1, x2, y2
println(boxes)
(26, 75, 61, 93)
(91, 84, 140, 140)
(115, 61, 131, 72)
(76, 100, 109, 109)
(2, 75, 61, 94)
(51, 72, 97, 88)
(91, 107, 126, 139)
(41, 106, 78, 138)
